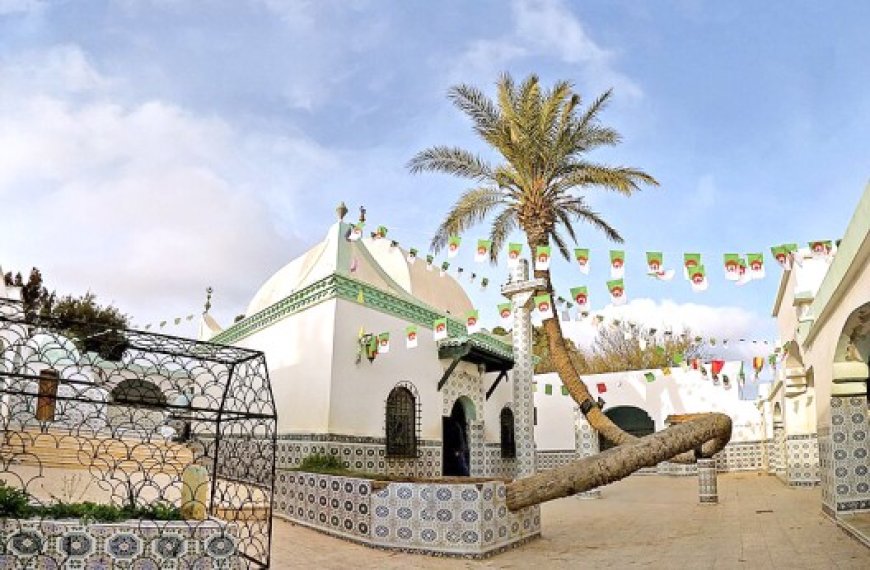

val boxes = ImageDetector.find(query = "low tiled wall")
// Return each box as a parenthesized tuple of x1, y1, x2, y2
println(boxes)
(274, 470, 540, 557)
(0, 518, 238, 569)
(785, 434, 820, 486)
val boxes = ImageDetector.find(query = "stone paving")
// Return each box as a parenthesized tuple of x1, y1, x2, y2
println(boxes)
(270, 472, 869, 569)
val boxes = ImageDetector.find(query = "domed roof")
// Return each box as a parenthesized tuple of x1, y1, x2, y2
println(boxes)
(245, 222, 474, 318)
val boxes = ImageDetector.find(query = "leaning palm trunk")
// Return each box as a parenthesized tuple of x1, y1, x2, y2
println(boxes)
(505, 411, 732, 510)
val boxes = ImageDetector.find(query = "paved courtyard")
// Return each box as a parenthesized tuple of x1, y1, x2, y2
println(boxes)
(271, 472, 868, 569)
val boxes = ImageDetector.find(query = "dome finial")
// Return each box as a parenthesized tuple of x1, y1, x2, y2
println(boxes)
(204, 286, 213, 314)
(359, 205, 366, 223)
(336, 201, 348, 221)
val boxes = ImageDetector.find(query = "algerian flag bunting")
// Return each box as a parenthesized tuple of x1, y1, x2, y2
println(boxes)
(498, 302, 513, 327)
(407, 248, 418, 264)
(426, 255, 434, 271)
(348, 222, 364, 241)
(646, 251, 674, 281)
(607, 278, 627, 306)
(570, 286, 588, 309)
(447, 235, 462, 258)
(574, 248, 590, 274)
(644, 372, 656, 383)
(475, 239, 491, 263)
(376, 225, 388, 239)
(406, 325, 418, 349)
(609, 250, 625, 279)
(433, 317, 448, 341)
(809, 240, 833, 261)
(735, 258, 752, 287)
(507, 243, 523, 268)
(465, 310, 480, 334)
(723, 253, 740, 281)
(747, 253, 765, 280)
(535, 246, 551, 271)
(683, 253, 701, 280)
(534, 294, 554, 320)
(378, 332, 391, 353)
(688, 265, 708, 292)
(440, 261, 449, 276)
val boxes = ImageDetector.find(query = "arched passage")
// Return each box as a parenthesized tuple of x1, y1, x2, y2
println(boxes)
(599, 406, 654, 451)
(107, 378, 167, 432)
(443, 396, 475, 476)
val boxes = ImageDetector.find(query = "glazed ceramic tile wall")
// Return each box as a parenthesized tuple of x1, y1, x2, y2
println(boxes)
(697, 458, 718, 503)
(483, 443, 517, 479)
(0, 518, 238, 569)
(712, 440, 767, 472)
(507, 261, 537, 477)
(818, 425, 835, 513)
(275, 435, 443, 477)
(535, 450, 576, 471)
(828, 396, 870, 513)
(785, 434, 820, 486)
(273, 471, 540, 557)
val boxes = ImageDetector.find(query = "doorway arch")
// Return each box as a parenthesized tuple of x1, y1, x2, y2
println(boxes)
(442, 396, 475, 476)
(599, 405, 654, 451)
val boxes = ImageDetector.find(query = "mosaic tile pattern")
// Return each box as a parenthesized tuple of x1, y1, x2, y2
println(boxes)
(712, 440, 766, 472)
(828, 397, 870, 513)
(535, 450, 576, 471)
(697, 458, 718, 503)
(275, 435, 443, 478)
(785, 434, 820, 486)
(818, 425, 835, 512)
(441, 368, 486, 477)
(505, 261, 537, 477)
(573, 411, 601, 498)
(771, 425, 787, 480)
(0, 518, 238, 569)
(273, 470, 540, 557)
(483, 444, 517, 479)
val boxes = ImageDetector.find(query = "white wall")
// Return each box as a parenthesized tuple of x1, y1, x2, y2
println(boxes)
(534, 363, 767, 450)
(237, 299, 337, 434)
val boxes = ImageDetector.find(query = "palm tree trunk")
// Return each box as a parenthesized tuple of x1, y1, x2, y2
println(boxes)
(525, 235, 731, 466)
(505, 411, 732, 510)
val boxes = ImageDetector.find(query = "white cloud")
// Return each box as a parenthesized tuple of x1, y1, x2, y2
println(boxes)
(451, 0, 642, 99)
(0, 45, 341, 327)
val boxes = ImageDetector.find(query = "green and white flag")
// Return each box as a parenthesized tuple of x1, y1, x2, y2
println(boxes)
(466, 309, 480, 334)
(507, 243, 523, 268)
(644, 371, 656, 383)
(683, 253, 701, 279)
(609, 250, 625, 279)
(646, 251, 674, 281)
(475, 239, 491, 263)
(407, 247, 418, 264)
(440, 261, 449, 276)
(406, 325, 418, 349)
(607, 278, 626, 306)
(498, 302, 513, 327)
(723, 253, 740, 281)
(570, 286, 588, 308)
(535, 246, 552, 271)
(747, 253, 765, 280)
(447, 235, 462, 258)
(426, 254, 434, 270)
(771, 243, 798, 270)
(809, 240, 833, 260)
(433, 317, 448, 341)
(574, 248, 590, 274)
(348, 222, 364, 241)
(689, 264, 708, 292)
(378, 332, 391, 354)
(735, 257, 752, 287)
(376, 225, 388, 239)
(534, 293, 554, 320)
(480, 277, 489, 290)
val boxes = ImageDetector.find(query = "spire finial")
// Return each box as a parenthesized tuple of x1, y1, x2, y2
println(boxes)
(359, 205, 366, 223)
(204, 286, 213, 314)
(336, 201, 348, 221)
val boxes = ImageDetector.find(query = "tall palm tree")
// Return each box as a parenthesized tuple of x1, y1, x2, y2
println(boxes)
(409, 74, 731, 509)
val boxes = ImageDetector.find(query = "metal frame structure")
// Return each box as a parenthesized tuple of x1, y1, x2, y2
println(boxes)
(0, 298, 277, 568)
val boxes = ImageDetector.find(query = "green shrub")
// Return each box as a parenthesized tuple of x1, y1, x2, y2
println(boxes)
(0, 482, 182, 523)
(0, 482, 32, 518)
(299, 453, 345, 472)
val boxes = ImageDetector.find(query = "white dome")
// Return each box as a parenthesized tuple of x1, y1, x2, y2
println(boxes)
(246, 222, 474, 318)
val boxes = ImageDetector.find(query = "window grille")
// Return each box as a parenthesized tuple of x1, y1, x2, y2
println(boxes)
(500, 406, 516, 458)
(386, 385, 418, 458)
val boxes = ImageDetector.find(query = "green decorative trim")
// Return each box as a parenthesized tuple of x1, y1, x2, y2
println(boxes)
(211, 273, 513, 359)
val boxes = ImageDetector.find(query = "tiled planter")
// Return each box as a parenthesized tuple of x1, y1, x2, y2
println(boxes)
(274, 470, 540, 557)
(0, 517, 239, 569)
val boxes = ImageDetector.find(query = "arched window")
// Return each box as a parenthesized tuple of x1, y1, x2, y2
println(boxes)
(386, 385, 418, 458)
(500, 406, 516, 459)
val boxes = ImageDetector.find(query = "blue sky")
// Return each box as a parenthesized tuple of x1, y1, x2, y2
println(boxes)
(1, 0, 868, 351)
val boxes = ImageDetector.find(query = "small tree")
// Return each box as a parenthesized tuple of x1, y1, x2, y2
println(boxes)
(41, 293, 130, 361)
(582, 324, 707, 374)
